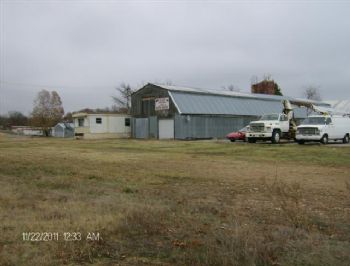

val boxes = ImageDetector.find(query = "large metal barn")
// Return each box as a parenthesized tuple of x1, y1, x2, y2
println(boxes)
(131, 83, 330, 140)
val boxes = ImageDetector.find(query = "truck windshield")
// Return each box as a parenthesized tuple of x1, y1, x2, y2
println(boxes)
(239, 126, 248, 132)
(260, 114, 279, 120)
(301, 117, 326, 125)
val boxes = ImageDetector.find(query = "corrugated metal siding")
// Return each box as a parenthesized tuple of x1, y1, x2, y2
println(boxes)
(134, 118, 149, 139)
(131, 118, 136, 138)
(131, 117, 158, 139)
(174, 114, 256, 139)
(149, 116, 158, 139)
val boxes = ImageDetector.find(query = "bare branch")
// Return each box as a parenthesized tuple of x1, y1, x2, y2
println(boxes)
(304, 86, 322, 101)
(222, 84, 240, 92)
(112, 83, 134, 113)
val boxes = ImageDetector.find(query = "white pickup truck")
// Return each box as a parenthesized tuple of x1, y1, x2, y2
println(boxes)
(296, 115, 350, 144)
(246, 113, 293, 143)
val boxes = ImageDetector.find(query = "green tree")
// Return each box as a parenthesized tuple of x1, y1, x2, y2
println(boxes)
(31, 90, 64, 136)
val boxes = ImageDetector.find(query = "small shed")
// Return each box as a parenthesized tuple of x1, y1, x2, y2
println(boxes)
(53, 123, 74, 138)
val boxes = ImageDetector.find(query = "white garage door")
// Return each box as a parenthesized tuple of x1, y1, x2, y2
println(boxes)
(158, 119, 174, 139)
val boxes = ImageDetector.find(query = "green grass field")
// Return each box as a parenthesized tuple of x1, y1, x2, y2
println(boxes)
(1, 133, 350, 265)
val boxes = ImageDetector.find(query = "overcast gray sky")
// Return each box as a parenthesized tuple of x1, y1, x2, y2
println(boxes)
(1, 0, 349, 115)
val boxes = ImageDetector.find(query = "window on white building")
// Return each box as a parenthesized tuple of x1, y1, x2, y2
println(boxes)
(78, 118, 84, 127)
(125, 118, 130, 127)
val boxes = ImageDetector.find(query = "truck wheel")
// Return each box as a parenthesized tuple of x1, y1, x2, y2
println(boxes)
(248, 138, 256, 143)
(297, 140, 305, 145)
(271, 130, 281, 144)
(321, 134, 328, 145)
(343, 134, 349, 144)
(230, 139, 236, 142)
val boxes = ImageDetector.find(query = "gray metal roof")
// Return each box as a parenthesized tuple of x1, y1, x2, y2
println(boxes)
(156, 84, 330, 106)
(132, 83, 331, 118)
(169, 91, 309, 118)
(169, 91, 278, 115)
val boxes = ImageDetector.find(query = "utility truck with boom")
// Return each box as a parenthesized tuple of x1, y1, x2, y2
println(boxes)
(246, 99, 328, 144)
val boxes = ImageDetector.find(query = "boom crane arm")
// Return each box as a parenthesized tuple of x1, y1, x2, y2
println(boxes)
(281, 99, 329, 139)
(284, 99, 330, 115)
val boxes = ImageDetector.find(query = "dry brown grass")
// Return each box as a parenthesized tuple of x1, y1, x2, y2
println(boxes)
(0, 135, 349, 265)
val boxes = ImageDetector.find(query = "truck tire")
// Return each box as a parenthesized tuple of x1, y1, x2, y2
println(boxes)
(271, 130, 281, 144)
(320, 134, 328, 145)
(248, 138, 256, 143)
(343, 134, 349, 144)
(297, 140, 305, 145)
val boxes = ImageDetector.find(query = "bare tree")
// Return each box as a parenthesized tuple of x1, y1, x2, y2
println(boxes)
(63, 112, 73, 122)
(222, 84, 240, 92)
(304, 86, 322, 101)
(31, 90, 64, 136)
(250, 75, 258, 85)
(165, 79, 173, 85)
(112, 83, 134, 113)
(263, 73, 272, 81)
(0, 115, 6, 129)
(8, 111, 28, 126)
(0, 111, 28, 129)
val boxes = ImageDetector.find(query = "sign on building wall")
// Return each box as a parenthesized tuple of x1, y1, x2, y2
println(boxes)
(155, 97, 169, 111)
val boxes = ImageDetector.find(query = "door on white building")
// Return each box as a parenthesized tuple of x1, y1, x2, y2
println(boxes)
(158, 119, 174, 139)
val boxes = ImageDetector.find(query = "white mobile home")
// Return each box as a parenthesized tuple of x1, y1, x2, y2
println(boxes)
(11, 126, 44, 136)
(72, 112, 131, 139)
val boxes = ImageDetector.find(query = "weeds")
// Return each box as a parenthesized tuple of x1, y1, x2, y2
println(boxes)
(0, 136, 349, 265)
(122, 187, 138, 194)
(268, 179, 311, 229)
